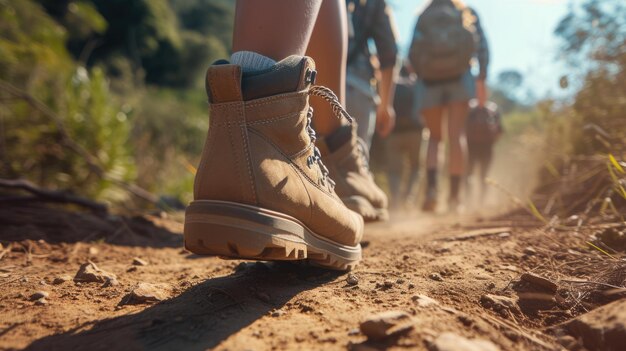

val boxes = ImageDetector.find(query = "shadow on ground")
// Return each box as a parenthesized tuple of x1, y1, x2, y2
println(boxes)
(0, 203, 182, 248)
(24, 262, 341, 351)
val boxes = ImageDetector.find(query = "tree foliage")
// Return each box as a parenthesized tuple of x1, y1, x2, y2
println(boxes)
(554, 0, 626, 155)
(1, 0, 234, 205)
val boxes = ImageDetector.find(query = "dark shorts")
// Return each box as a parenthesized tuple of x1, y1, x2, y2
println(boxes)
(416, 71, 476, 110)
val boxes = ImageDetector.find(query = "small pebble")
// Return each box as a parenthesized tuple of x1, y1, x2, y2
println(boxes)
(383, 280, 394, 288)
(346, 274, 359, 286)
(29, 291, 49, 301)
(429, 273, 443, 281)
(132, 257, 148, 266)
(52, 275, 72, 285)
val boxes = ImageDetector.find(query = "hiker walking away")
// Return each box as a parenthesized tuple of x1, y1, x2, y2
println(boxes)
(184, 0, 374, 271)
(322, 0, 399, 222)
(465, 99, 502, 205)
(345, 0, 399, 146)
(408, 0, 490, 212)
(386, 65, 423, 211)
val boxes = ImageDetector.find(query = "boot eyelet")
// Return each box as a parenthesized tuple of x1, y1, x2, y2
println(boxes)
(305, 68, 317, 85)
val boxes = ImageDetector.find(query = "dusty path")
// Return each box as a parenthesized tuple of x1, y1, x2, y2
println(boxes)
(0, 207, 622, 350)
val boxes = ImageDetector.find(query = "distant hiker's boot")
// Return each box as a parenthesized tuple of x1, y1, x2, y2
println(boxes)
(318, 126, 389, 222)
(184, 56, 364, 270)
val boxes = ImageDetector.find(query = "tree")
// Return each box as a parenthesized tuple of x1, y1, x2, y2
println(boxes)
(554, 0, 626, 154)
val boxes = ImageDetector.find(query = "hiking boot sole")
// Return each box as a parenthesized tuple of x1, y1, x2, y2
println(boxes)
(184, 200, 362, 271)
(342, 196, 389, 222)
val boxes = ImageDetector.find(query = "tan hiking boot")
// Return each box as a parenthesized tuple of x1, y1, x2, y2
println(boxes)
(184, 56, 364, 270)
(318, 127, 389, 222)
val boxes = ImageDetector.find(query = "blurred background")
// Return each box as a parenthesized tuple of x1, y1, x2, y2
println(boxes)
(0, 0, 624, 213)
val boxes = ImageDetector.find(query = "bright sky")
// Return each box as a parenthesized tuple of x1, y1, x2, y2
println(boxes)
(389, 0, 571, 98)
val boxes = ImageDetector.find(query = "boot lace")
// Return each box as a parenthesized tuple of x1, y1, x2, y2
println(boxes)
(305, 85, 354, 188)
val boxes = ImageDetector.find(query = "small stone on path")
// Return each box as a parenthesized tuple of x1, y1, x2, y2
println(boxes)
(132, 257, 148, 266)
(429, 273, 443, 281)
(29, 291, 49, 301)
(74, 262, 117, 284)
(346, 274, 359, 286)
(360, 310, 413, 340)
(125, 282, 168, 304)
(52, 275, 72, 285)
(412, 294, 439, 307)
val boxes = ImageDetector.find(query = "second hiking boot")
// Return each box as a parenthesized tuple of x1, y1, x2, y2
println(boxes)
(184, 56, 364, 270)
(318, 126, 389, 222)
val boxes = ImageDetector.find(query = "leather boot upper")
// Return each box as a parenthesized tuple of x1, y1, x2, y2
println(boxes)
(193, 56, 363, 246)
(318, 127, 389, 210)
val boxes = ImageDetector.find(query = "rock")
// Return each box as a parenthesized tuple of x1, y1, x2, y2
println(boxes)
(125, 283, 168, 304)
(480, 294, 520, 316)
(383, 280, 394, 288)
(88, 246, 99, 255)
(359, 310, 413, 340)
(29, 291, 49, 301)
(346, 274, 359, 286)
(52, 275, 72, 285)
(396, 278, 405, 284)
(126, 266, 138, 273)
(431, 332, 500, 351)
(74, 262, 117, 284)
(412, 294, 439, 307)
(429, 273, 443, 281)
(557, 299, 626, 351)
(132, 257, 148, 266)
(408, 282, 415, 289)
(102, 276, 119, 287)
(34, 298, 48, 306)
(520, 272, 557, 293)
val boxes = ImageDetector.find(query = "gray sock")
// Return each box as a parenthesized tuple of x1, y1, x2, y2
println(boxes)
(230, 51, 276, 72)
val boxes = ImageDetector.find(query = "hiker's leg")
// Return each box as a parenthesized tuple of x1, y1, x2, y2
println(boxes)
(423, 106, 444, 171)
(447, 101, 468, 203)
(186, 0, 364, 271)
(447, 101, 468, 176)
(233, 0, 323, 59)
(422, 106, 444, 210)
(466, 144, 477, 204)
(305, 0, 388, 222)
(306, 0, 348, 135)
(405, 130, 422, 201)
(386, 135, 405, 209)
(480, 145, 494, 202)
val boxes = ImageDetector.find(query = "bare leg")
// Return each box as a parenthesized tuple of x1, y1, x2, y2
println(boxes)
(447, 101, 469, 176)
(233, 0, 323, 60)
(423, 106, 445, 171)
(306, 0, 348, 136)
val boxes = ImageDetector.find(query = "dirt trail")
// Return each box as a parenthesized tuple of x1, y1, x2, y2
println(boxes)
(0, 206, 623, 350)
